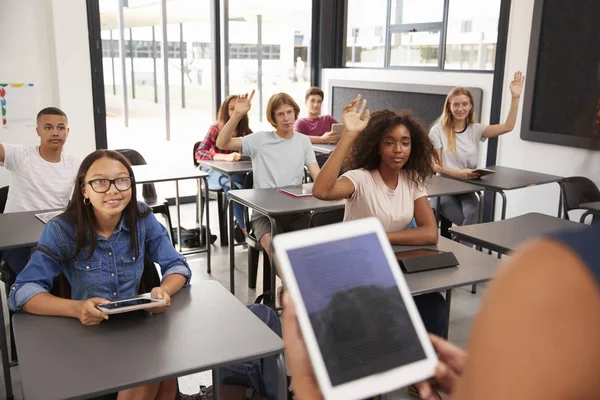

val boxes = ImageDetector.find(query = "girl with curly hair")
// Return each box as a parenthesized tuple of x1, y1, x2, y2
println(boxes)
(313, 95, 447, 340)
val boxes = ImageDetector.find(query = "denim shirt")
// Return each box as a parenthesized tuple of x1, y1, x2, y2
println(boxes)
(8, 203, 191, 311)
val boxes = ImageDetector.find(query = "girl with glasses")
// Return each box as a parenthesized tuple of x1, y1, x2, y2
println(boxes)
(9, 149, 191, 400)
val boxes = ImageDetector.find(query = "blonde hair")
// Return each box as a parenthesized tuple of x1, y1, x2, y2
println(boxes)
(439, 87, 476, 154)
(266, 93, 300, 128)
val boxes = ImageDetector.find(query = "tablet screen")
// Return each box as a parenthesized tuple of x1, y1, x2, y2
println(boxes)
(286, 233, 426, 386)
(99, 298, 154, 310)
(395, 248, 444, 261)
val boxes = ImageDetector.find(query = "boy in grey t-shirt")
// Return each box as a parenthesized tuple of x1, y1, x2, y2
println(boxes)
(216, 91, 320, 261)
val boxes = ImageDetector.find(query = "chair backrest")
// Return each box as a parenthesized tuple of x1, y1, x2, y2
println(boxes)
(115, 149, 158, 202)
(309, 208, 345, 228)
(0, 186, 8, 214)
(558, 176, 600, 219)
(193, 141, 201, 167)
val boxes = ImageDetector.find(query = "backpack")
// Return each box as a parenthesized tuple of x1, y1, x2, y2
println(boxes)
(218, 303, 288, 400)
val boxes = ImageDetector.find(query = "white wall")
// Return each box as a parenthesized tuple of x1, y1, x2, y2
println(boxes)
(0, 0, 96, 187)
(496, 0, 600, 220)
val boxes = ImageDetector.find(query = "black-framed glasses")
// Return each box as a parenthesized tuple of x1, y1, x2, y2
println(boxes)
(86, 177, 133, 193)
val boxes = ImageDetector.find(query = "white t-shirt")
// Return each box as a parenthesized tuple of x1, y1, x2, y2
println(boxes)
(240, 131, 316, 189)
(429, 122, 487, 170)
(342, 168, 427, 232)
(1, 144, 81, 213)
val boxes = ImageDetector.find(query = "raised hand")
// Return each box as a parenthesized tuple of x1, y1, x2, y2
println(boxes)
(341, 95, 370, 137)
(233, 90, 255, 116)
(509, 71, 525, 98)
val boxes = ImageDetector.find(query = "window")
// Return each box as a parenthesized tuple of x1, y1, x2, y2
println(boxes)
(345, 0, 502, 71)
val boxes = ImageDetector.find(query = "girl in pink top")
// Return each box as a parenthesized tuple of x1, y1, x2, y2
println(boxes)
(313, 95, 447, 354)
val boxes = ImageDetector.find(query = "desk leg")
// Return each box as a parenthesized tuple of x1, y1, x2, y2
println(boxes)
(444, 289, 452, 340)
(175, 180, 182, 252)
(471, 192, 484, 294)
(212, 368, 220, 400)
(268, 217, 280, 299)
(499, 190, 507, 221)
(229, 198, 235, 294)
(202, 177, 211, 273)
(276, 352, 287, 400)
(0, 295, 13, 400)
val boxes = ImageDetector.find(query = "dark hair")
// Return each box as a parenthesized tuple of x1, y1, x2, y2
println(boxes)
(217, 95, 250, 137)
(305, 87, 324, 102)
(44, 150, 149, 262)
(346, 110, 439, 185)
(37, 107, 68, 122)
(266, 93, 300, 128)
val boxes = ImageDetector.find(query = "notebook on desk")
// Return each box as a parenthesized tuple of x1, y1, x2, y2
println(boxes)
(473, 168, 495, 177)
(279, 183, 314, 198)
(35, 210, 64, 224)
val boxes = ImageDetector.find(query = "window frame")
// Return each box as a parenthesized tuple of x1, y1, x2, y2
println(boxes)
(347, 0, 498, 73)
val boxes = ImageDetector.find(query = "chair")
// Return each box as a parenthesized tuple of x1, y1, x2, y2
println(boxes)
(193, 142, 229, 246)
(558, 176, 600, 223)
(0, 186, 14, 399)
(115, 149, 175, 246)
(243, 172, 272, 293)
(308, 208, 344, 228)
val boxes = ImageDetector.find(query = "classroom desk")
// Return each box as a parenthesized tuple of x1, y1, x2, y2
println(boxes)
(396, 236, 500, 337)
(580, 201, 600, 223)
(13, 281, 286, 400)
(132, 165, 211, 268)
(443, 166, 563, 220)
(426, 175, 485, 223)
(449, 212, 584, 255)
(198, 160, 253, 246)
(0, 209, 50, 250)
(311, 143, 336, 154)
(228, 186, 345, 294)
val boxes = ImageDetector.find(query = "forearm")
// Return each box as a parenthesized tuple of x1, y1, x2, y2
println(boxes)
(21, 292, 79, 318)
(387, 226, 438, 246)
(216, 113, 243, 149)
(213, 153, 230, 161)
(312, 134, 354, 199)
(437, 164, 464, 179)
(503, 96, 521, 131)
(309, 136, 323, 144)
(160, 274, 187, 297)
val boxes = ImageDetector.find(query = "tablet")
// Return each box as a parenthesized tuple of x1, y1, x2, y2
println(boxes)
(330, 123, 344, 136)
(396, 248, 459, 273)
(279, 183, 314, 198)
(96, 293, 166, 315)
(473, 168, 495, 177)
(35, 210, 64, 224)
(272, 217, 437, 400)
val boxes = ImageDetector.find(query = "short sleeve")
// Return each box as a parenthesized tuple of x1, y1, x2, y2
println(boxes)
(340, 169, 363, 199)
(240, 132, 260, 157)
(412, 180, 428, 201)
(294, 119, 308, 134)
(429, 124, 444, 149)
(472, 123, 488, 142)
(2, 143, 28, 171)
(303, 136, 317, 166)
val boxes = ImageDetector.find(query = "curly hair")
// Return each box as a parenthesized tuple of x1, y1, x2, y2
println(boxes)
(346, 109, 439, 185)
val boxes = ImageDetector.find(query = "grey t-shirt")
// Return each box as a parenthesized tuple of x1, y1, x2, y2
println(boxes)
(240, 131, 317, 189)
(429, 122, 487, 170)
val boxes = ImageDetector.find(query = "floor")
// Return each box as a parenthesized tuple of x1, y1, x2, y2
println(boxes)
(0, 200, 488, 399)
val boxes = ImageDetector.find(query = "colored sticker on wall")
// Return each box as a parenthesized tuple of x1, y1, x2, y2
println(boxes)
(0, 88, 5, 96)
(0, 83, 36, 128)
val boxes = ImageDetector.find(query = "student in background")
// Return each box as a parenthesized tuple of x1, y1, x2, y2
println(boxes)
(294, 87, 339, 144)
(283, 223, 600, 400)
(9, 149, 190, 399)
(216, 91, 319, 262)
(0, 107, 81, 274)
(312, 95, 448, 339)
(429, 72, 524, 229)
(196, 94, 252, 242)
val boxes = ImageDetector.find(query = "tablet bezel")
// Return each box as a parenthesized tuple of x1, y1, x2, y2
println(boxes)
(273, 217, 437, 400)
(96, 293, 166, 315)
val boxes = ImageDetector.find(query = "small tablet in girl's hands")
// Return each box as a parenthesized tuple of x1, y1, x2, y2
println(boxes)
(96, 293, 166, 315)
(272, 217, 437, 400)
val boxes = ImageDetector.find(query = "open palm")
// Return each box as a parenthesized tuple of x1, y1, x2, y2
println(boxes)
(509, 71, 525, 98)
(341, 95, 370, 135)
(234, 90, 255, 115)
